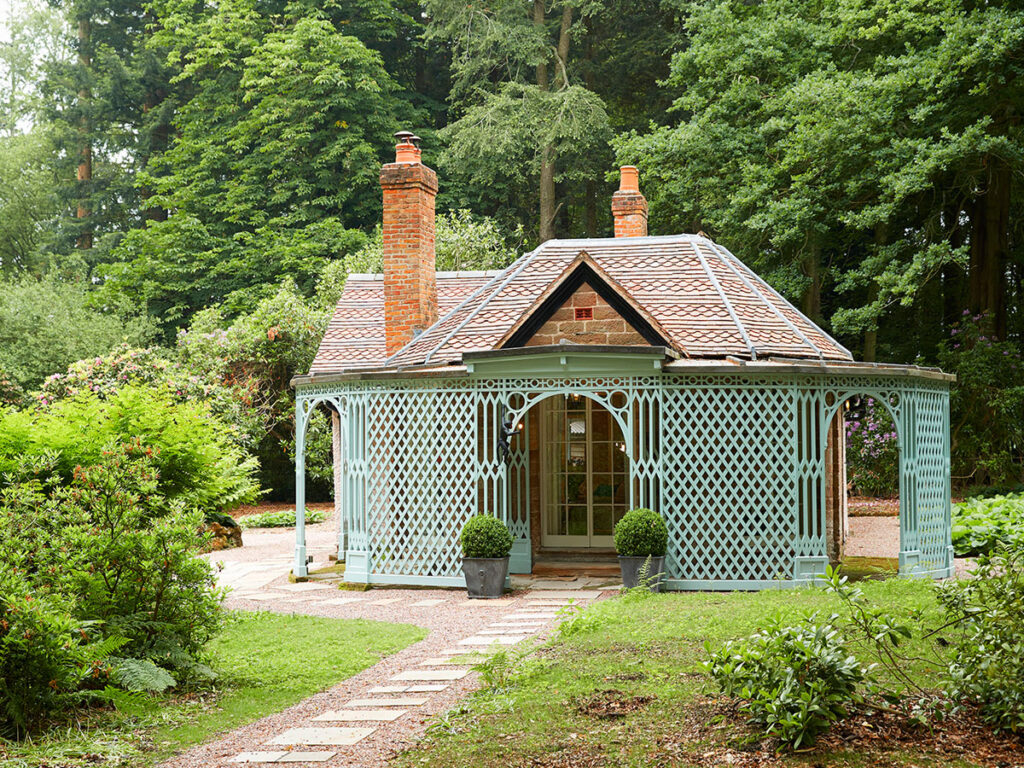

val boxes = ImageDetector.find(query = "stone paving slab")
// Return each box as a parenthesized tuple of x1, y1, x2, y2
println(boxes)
(418, 657, 456, 666)
(347, 696, 429, 707)
(279, 583, 334, 592)
(477, 628, 535, 635)
(505, 612, 557, 619)
(312, 709, 406, 722)
(409, 599, 445, 607)
(391, 669, 468, 682)
(523, 590, 604, 599)
(489, 621, 545, 629)
(242, 593, 290, 602)
(368, 598, 403, 606)
(267, 727, 374, 746)
(229, 751, 336, 764)
(408, 683, 448, 692)
(320, 597, 364, 606)
(458, 635, 527, 646)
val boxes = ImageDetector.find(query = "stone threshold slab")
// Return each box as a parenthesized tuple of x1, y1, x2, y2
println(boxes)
(267, 727, 374, 746)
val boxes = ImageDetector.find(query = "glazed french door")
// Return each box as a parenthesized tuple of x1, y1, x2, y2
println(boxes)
(540, 395, 629, 548)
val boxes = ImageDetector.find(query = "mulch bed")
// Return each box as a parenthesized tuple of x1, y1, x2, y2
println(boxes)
(672, 697, 1024, 768)
(230, 501, 332, 518)
(574, 689, 654, 719)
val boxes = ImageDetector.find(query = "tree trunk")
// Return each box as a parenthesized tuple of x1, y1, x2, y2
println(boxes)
(801, 248, 822, 322)
(968, 154, 1010, 340)
(76, 17, 92, 249)
(539, 146, 556, 242)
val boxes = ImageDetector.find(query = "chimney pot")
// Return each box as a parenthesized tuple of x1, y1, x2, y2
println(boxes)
(611, 165, 648, 237)
(618, 165, 639, 193)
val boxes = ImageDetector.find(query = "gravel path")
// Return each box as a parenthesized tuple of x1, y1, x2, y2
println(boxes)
(161, 515, 610, 768)
(846, 515, 900, 558)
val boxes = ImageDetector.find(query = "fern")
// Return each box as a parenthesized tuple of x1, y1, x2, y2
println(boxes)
(95, 685, 158, 717)
(111, 658, 176, 693)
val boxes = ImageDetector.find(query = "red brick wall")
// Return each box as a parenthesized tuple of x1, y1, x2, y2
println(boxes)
(380, 159, 439, 356)
(524, 285, 648, 347)
(611, 191, 648, 237)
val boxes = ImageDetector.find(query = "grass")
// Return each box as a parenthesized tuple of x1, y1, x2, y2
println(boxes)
(2, 611, 425, 768)
(394, 579, 988, 768)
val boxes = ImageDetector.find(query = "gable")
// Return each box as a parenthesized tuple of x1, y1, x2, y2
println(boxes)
(523, 284, 649, 347)
(500, 253, 672, 350)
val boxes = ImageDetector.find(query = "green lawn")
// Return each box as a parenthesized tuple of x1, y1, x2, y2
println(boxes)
(394, 580, 989, 768)
(1, 611, 425, 768)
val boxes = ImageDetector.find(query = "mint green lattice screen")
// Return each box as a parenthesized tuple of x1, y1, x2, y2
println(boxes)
(297, 372, 951, 587)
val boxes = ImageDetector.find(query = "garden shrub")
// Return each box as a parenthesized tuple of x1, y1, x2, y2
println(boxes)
(844, 397, 899, 497)
(951, 493, 1024, 557)
(938, 545, 1024, 731)
(0, 384, 259, 512)
(459, 515, 513, 558)
(239, 508, 326, 528)
(0, 445, 223, 734)
(36, 344, 264, 451)
(704, 618, 869, 748)
(613, 508, 668, 557)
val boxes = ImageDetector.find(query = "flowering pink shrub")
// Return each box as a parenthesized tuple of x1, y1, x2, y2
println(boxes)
(845, 397, 899, 497)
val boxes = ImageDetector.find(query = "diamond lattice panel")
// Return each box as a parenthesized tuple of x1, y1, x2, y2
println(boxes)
(659, 383, 799, 581)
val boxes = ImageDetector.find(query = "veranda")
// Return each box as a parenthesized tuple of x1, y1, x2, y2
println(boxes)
(292, 347, 954, 590)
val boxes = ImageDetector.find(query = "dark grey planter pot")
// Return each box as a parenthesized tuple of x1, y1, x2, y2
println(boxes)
(462, 557, 509, 599)
(618, 555, 666, 592)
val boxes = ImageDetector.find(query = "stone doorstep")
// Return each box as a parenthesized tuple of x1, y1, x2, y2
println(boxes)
(522, 590, 603, 599)
(391, 669, 468, 682)
(458, 635, 527, 646)
(312, 709, 406, 722)
(229, 751, 335, 764)
(347, 696, 429, 707)
(267, 727, 375, 746)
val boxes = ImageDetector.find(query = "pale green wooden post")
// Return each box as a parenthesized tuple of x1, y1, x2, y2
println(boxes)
(293, 396, 308, 578)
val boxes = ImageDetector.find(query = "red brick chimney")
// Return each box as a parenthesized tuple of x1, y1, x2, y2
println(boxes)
(380, 131, 439, 357)
(611, 165, 648, 237)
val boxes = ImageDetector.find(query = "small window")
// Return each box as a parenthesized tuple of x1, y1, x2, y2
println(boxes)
(574, 307, 593, 321)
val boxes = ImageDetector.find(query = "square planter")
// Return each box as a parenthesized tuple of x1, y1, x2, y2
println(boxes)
(462, 557, 509, 598)
(618, 555, 666, 592)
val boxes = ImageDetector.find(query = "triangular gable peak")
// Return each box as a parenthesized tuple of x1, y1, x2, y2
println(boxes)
(497, 251, 680, 353)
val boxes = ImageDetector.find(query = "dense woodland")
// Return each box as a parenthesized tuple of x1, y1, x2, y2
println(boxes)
(0, 0, 1022, 492)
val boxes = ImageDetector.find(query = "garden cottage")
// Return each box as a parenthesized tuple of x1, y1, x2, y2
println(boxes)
(291, 133, 954, 589)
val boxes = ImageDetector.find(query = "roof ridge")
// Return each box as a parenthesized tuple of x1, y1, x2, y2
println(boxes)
(709, 242, 851, 359)
(415, 246, 543, 365)
(705, 241, 822, 360)
(692, 240, 757, 359)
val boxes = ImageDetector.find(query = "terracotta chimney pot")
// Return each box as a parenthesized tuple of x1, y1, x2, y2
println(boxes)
(611, 165, 648, 237)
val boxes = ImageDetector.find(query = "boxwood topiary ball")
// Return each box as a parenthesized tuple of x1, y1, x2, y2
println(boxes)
(614, 508, 668, 557)
(460, 514, 513, 559)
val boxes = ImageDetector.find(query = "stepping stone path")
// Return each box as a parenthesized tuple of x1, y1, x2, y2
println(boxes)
(221, 588, 606, 765)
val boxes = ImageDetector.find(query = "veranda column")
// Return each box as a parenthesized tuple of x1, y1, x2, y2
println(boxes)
(332, 409, 346, 562)
(293, 398, 308, 578)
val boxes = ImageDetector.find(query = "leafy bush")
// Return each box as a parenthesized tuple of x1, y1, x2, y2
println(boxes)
(36, 344, 264, 451)
(704, 618, 869, 748)
(613, 508, 668, 557)
(844, 397, 899, 497)
(239, 508, 326, 528)
(0, 275, 155, 390)
(0, 385, 260, 512)
(0, 446, 223, 735)
(459, 515, 513, 559)
(951, 493, 1024, 557)
(938, 314, 1024, 488)
(938, 545, 1024, 731)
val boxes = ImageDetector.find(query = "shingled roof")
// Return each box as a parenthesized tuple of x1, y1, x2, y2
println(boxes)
(309, 271, 499, 374)
(309, 234, 852, 375)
